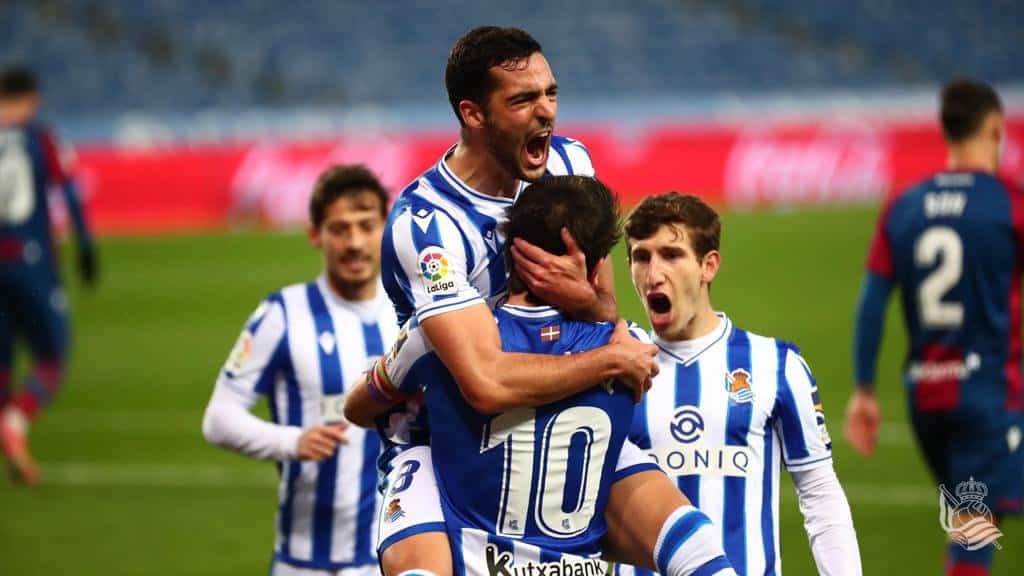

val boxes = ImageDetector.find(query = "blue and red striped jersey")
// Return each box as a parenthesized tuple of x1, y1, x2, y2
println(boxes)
(866, 170, 1024, 412)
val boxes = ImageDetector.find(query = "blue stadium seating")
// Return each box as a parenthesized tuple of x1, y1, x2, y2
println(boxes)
(1, 0, 1020, 120)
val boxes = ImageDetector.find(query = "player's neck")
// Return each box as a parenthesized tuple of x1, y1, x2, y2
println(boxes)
(947, 143, 997, 174)
(325, 273, 377, 302)
(505, 291, 546, 308)
(447, 140, 519, 199)
(669, 305, 719, 342)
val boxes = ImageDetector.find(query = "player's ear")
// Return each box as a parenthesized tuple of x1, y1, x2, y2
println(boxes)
(588, 256, 607, 286)
(701, 250, 721, 284)
(307, 223, 322, 250)
(459, 100, 486, 129)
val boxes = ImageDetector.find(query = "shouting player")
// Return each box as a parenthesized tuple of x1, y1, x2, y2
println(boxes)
(0, 66, 97, 485)
(203, 165, 396, 576)
(615, 192, 861, 575)
(345, 26, 720, 576)
(352, 176, 735, 575)
(846, 79, 1021, 575)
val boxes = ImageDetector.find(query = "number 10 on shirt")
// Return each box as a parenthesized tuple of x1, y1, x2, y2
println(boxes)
(480, 407, 612, 539)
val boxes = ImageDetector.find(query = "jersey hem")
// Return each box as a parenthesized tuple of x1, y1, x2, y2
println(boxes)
(376, 522, 448, 555)
(272, 551, 378, 571)
(784, 454, 833, 472)
(415, 295, 485, 322)
(612, 462, 663, 484)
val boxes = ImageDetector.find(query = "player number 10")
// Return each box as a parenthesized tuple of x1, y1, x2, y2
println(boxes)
(481, 406, 611, 539)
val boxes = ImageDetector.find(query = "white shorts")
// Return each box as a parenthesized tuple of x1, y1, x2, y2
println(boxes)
(376, 446, 447, 555)
(269, 559, 379, 576)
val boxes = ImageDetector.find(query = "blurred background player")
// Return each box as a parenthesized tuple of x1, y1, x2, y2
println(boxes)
(846, 79, 1021, 576)
(202, 165, 396, 576)
(617, 192, 860, 575)
(0, 65, 96, 485)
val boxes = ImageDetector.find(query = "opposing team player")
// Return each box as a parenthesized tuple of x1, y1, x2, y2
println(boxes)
(202, 165, 396, 576)
(846, 79, 1021, 575)
(354, 176, 735, 575)
(346, 26, 717, 576)
(616, 193, 861, 575)
(0, 66, 97, 485)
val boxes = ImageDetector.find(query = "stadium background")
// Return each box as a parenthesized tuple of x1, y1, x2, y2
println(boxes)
(2, 0, 1023, 573)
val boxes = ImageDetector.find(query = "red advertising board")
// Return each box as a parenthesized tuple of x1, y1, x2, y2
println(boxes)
(75, 117, 1024, 234)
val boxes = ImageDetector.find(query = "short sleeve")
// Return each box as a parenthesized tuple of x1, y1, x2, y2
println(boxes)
(218, 296, 289, 399)
(387, 204, 484, 321)
(380, 319, 435, 396)
(773, 345, 833, 472)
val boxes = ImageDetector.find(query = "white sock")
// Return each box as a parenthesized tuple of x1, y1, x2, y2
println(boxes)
(652, 505, 735, 576)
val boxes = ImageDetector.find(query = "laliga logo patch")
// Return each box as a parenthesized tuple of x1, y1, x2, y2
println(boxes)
(726, 368, 754, 404)
(670, 406, 705, 444)
(418, 247, 457, 296)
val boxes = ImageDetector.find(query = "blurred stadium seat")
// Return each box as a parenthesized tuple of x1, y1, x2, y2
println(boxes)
(3, 0, 1021, 119)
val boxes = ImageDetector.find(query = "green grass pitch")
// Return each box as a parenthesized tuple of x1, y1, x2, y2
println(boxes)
(1, 206, 1020, 574)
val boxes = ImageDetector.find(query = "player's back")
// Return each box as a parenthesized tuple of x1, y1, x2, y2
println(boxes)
(869, 170, 1024, 411)
(423, 304, 635, 574)
(0, 121, 64, 269)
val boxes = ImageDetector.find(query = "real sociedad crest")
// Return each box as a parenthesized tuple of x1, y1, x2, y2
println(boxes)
(726, 368, 754, 404)
(939, 477, 1004, 551)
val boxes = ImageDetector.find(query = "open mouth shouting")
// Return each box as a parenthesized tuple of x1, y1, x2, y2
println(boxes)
(523, 129, 551, 171)
(646, 291, 673, 330)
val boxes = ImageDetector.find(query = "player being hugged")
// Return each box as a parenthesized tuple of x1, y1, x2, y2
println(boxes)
(351, 176, 735, 576)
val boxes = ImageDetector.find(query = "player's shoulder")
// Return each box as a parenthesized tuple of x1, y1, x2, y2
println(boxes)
(547, 135, 594, 177)
(729, 323, 806, 365)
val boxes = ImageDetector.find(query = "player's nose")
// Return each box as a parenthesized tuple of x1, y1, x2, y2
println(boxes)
(535, 97, 555, 123)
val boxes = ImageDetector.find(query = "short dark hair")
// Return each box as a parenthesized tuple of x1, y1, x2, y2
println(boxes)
(445, 26, 542, 126)
(0, 66, 38, 99)
(309, 164, 389, 228)
(503, 176, 620, 304)
(940, 78, 1003, 143)
(625, 192, 720, 259)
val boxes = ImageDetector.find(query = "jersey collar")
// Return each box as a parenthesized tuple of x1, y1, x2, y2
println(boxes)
(499, 303, 562, 319)
(436, 145, 519, 209)
(315, 274, 389, 323)
(654, 312, 731, 366)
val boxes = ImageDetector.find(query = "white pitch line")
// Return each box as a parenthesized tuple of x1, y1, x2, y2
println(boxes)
(34, 461, 939, 507)
(41, 461, 276, 488)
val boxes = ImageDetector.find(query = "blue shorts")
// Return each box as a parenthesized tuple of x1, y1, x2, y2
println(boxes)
(910, 406, 1024, 516)
(0, 267, 69, 365)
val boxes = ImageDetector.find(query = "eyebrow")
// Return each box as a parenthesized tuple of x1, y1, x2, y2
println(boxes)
(506, 82, 558, 104)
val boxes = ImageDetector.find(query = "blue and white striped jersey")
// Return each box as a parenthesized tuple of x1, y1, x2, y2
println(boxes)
(216, 276, 398, 570)
(617, 314, 832, 576)
(381, 136, 595, 326)
(383, 304, 659, 575)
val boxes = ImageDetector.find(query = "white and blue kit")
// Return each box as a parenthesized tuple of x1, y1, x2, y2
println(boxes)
(374, 136, 594, 469)
(377, 305, 661, 575)
(616, 314, 854, 576)
(203, 277, 398, 574)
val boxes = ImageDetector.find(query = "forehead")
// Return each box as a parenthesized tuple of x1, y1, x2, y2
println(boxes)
(488, 52, 554, 94)
(630, 224, 693, 252)
(322, 190, 384, 220)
